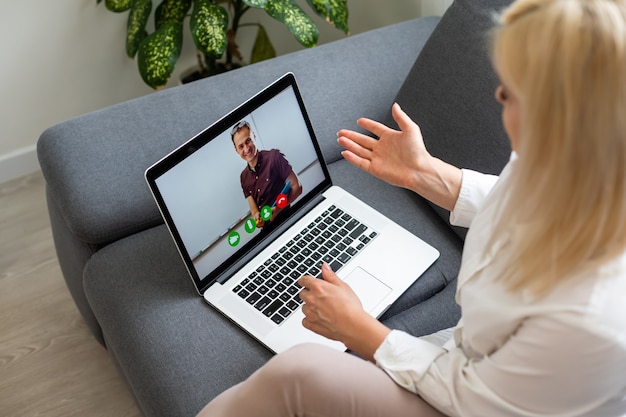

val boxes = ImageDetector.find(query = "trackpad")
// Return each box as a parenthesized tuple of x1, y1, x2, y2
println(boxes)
(344, 267, 392, 313)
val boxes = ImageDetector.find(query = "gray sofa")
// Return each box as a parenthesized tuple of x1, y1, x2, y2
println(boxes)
(38, 0, 511, 415)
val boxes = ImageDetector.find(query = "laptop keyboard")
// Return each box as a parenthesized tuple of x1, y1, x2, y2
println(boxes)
(232, 205, 378, 325)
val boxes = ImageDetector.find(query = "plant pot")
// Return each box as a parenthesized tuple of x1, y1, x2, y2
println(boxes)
(179, 62, 243, 85)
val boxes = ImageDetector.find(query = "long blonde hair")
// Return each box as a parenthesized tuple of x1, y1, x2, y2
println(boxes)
(491, 0, 626, 296)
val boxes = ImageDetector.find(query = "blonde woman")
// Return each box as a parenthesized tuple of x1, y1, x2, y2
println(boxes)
(197, 0, 626, 415)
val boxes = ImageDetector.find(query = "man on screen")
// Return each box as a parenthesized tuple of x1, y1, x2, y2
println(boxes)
(231, 120, 302, 229)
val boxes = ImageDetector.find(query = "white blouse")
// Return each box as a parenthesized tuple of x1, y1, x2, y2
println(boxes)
(374, 156, 626, 417)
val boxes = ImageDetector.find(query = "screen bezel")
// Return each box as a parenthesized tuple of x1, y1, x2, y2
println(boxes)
(145, 73, 332, 294)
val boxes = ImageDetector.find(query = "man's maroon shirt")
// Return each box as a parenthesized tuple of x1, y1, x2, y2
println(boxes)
(240, 149, 292, 209)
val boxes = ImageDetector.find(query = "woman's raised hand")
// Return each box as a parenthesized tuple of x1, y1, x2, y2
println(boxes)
(338, 103, 462, 212)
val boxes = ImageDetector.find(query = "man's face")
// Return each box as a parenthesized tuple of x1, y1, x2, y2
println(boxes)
(233, 126, 257, 163)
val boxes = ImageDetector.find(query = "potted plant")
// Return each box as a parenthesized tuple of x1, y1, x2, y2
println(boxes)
(99, 0, 349, 89)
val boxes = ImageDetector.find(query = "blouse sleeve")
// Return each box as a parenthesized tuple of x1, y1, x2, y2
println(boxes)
(375, 317, 626, 417)
(449, 169, 499, 228)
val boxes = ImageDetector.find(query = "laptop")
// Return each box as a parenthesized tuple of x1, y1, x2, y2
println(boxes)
(145, 73, 439, 353)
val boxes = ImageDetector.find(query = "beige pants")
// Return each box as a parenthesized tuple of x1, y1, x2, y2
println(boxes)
(196, 343, 447, 417)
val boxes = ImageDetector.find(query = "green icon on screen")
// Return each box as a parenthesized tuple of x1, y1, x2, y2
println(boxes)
(228, 231, 240, 247)
(260, 205, 272, 222)
(244, 218, 256, 233)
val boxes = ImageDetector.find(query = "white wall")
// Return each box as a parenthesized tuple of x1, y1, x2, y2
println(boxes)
(0, 0, 450, 183)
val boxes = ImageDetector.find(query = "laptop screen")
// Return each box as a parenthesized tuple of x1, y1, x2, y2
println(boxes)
(146, 74, 331, 292)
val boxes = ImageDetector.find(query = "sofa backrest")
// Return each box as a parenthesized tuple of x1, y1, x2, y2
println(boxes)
(37, 17, 439, 247)
(385, 0, 513, 239)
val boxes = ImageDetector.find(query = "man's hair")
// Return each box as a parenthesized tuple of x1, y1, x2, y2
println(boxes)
(490, 0, 626, 296)
(230, 120, 251, 143)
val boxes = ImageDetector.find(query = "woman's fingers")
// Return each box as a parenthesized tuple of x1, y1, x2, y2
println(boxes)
(357, 116, 394, 138)
(337, 129, 376, 172)
(337, 128, 377, 149)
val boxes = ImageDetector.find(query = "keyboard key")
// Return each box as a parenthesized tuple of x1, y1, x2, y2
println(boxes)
(344, 219, 359, 231)
(330, 208, 343, 218)
(338, 252, 351, 263)
(349, 224, 368, 239)
(262, 299, 283, 317)
(330, 260, 343, 272)
(255, 296, 271, 310)
(271, 314, 285, 324)
(247, 292, 261, 305)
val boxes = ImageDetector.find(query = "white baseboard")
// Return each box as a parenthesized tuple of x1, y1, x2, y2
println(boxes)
(0, 145, 40, 184)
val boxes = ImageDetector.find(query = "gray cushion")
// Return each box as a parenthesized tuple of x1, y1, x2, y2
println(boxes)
(384, 0, 513, 238)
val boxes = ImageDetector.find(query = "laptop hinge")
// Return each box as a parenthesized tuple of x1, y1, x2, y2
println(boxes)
(215, 193, 328, 285)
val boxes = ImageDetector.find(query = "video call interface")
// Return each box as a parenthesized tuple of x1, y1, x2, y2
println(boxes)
(155, 87, 326, 282)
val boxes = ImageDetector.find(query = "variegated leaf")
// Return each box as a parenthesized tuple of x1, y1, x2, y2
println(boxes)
(105, 0, 133, 12)
(155, 0, 192, 29)
(306, 0, 348, 33)
(190, 0, 228, 59)
(242, 0, 268, 8)
(265, 0, 319, 48)
(126, 0, 152, 58)
(250, 24, 276, 64)
(138, 22, 183, 89)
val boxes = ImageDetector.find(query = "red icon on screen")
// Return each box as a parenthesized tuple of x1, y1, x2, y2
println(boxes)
(276, 194, 288, 209)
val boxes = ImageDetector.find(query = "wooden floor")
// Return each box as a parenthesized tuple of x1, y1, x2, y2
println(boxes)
(0, 172, 141, 417)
